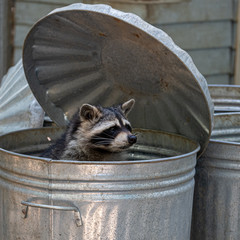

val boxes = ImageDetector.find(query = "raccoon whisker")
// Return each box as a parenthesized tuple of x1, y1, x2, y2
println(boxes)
(91, 136, 114, 140)
(91, 140, 113, 145)
(92, 139, 112, 143)
(96, 138, 121, 144)
(91, 138, 115, 143)
(93, 143, 112, 146)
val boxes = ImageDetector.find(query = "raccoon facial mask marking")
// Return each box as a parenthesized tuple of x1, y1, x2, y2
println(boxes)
(90, 124, 122, 147)
(90, 119, 137, 152)
(91, 120, 121, 134)
(122, 119, 132, 131)
(88, 102, 137, 152)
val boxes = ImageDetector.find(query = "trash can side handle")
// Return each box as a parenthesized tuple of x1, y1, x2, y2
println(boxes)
(21, 200, 82, 227)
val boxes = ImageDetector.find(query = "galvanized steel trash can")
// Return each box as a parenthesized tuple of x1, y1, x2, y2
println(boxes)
(0, 127, 200, 240)
(191, 113, 240, 240)
(0, 3, 214, 240)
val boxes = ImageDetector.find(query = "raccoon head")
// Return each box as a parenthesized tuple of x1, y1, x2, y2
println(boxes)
(78, 99, 137, 153)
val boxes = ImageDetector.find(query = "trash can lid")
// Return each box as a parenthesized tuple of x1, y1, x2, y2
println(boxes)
(23, 3, 214, 156)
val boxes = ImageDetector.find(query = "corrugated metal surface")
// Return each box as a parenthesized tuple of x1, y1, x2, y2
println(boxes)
(13, 0, 236, 84)
(0, 59, 45, 135)
(0, 127, 199, 240)
(209, 84, 240, 112)
(191, 113, 240, 240)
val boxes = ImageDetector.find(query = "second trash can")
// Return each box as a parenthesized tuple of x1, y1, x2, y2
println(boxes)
(191, 113, 240, 240)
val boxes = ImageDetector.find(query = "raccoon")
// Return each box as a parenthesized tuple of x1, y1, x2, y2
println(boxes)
(42, 99, 137, 161)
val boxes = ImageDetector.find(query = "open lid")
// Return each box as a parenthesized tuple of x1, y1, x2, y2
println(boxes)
(23, 3, 214, 156)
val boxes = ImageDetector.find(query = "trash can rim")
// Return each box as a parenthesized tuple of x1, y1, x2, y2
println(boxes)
(0, 127, 200, 165)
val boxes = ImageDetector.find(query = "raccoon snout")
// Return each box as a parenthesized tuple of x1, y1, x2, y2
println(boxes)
(128, 135, 137, 145)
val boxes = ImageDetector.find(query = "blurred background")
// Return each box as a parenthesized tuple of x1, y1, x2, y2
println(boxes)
(0, 0, 239, 85)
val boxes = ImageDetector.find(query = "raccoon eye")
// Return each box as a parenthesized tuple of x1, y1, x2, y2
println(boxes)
(109, 126, 119, 133)
(125, 124, 132, 132)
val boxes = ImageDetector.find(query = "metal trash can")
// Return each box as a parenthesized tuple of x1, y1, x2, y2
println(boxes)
(0, 127, 200, 240)
(0, 3, 213, 240)
(191, 113, 240, 240)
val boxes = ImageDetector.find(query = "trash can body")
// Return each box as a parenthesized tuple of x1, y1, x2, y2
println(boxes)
(0, 127, 199, 240)
(191, 113, 240, 240)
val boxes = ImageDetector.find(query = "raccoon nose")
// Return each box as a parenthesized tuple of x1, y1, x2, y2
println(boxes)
(128, 135, 137, 144)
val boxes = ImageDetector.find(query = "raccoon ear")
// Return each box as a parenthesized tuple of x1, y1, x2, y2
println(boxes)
(80, 104, 100, 122)
(121, 99, 135, 116)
